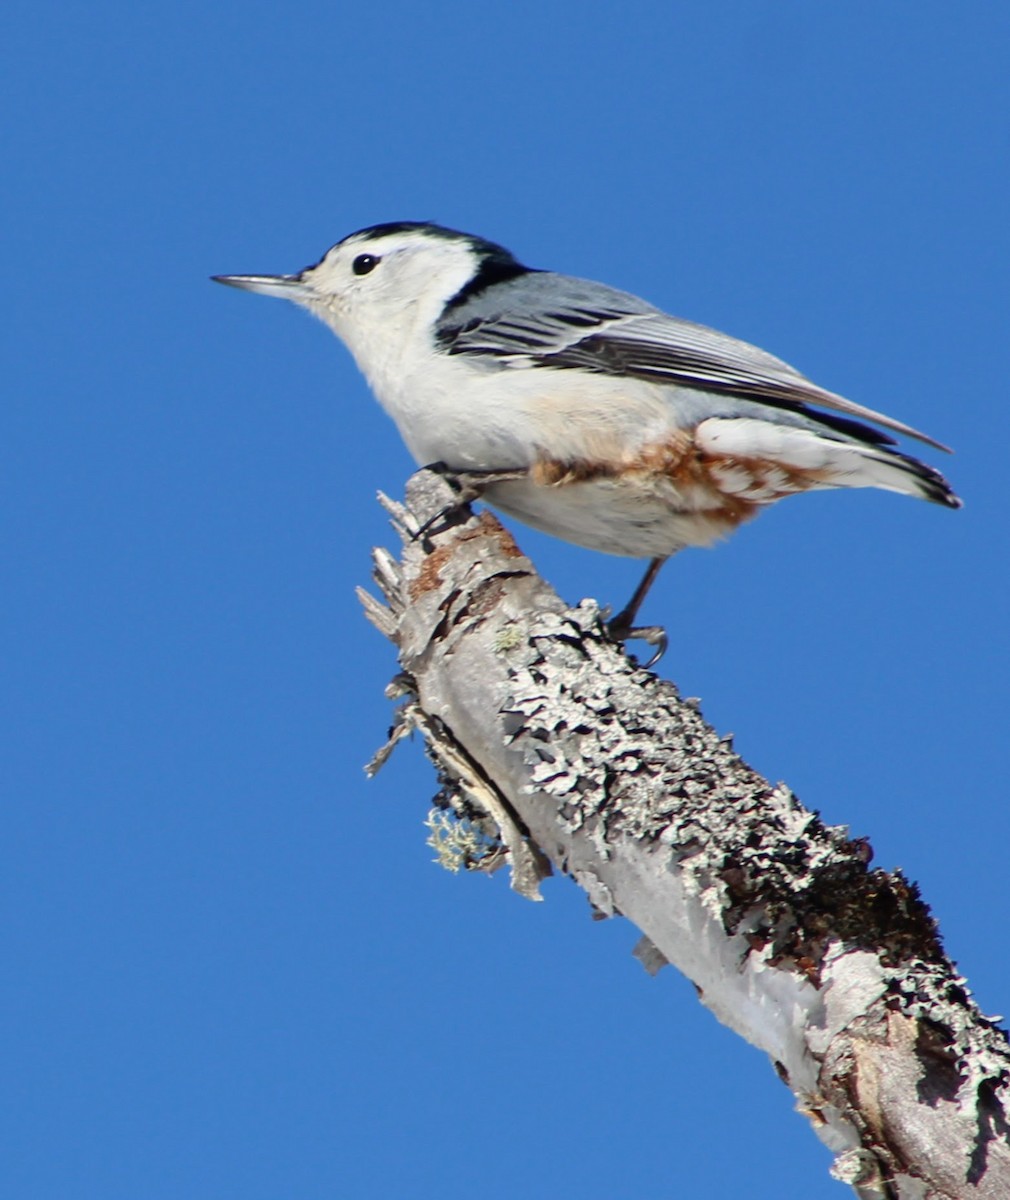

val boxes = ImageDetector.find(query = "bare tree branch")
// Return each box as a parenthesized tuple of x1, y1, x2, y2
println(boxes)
(360, 469, 1010, 1200)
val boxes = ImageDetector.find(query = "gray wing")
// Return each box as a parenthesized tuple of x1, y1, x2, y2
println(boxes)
(435, 271, 947, 451)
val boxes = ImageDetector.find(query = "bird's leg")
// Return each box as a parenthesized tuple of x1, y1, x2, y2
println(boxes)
(415, 468, 669, 665)
(412, 462, 530, 541)
(606, 556, 669, 666)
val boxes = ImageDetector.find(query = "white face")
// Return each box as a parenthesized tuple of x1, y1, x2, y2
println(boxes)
(290, 228, 482, 352)
(216, 226, 485, 360)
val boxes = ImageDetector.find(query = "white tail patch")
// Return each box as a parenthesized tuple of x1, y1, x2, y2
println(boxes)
(694, 417, 940, 503)
(697, 418, 836, 469)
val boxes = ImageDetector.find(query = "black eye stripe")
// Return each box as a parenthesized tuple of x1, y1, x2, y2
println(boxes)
(352, 253, 380, 276)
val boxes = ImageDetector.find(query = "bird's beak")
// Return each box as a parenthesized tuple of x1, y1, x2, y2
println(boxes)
(211, 273, 315, 301)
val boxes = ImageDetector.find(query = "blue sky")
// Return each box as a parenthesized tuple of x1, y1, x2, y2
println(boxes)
(4, 4, 1008, 1197)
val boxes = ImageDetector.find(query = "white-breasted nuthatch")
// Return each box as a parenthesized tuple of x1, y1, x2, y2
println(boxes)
(214, 222, 960, 659)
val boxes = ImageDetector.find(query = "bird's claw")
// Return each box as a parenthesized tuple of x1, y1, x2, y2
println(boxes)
(412, 463, 529, 541)
(605, 615, 668, 668)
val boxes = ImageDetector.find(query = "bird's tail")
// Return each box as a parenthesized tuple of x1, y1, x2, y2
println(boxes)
(694, 417, 962, 509)
(831, 442, 961, 508)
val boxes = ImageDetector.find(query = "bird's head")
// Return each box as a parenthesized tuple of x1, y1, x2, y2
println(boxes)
(213, 222, 530, 357)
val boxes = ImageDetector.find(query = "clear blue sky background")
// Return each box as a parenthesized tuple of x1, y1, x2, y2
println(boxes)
(4, 4, 1008, 1197)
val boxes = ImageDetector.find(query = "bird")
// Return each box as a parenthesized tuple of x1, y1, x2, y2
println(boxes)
(213, 221, 960, 661)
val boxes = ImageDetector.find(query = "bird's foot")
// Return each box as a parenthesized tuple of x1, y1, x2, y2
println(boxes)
(413, 463, 529, 541)
(605, 611, 668, 668)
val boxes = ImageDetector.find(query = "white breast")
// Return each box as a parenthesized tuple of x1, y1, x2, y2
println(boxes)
(366, 354, 682, 473)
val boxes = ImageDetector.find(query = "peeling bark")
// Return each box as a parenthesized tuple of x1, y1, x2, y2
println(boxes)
(360, 469, 1010, 1200)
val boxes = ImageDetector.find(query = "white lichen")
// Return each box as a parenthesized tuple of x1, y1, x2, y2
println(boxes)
(424, 808, 505, 874)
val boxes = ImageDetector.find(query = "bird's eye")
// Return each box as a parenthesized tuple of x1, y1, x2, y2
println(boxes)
(352, 254, 380, 276)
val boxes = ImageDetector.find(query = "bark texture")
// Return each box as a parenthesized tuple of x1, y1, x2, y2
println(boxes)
(360, 469, 1010, 1200)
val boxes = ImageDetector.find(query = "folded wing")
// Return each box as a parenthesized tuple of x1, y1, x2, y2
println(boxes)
(436, 272, 949, 453)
